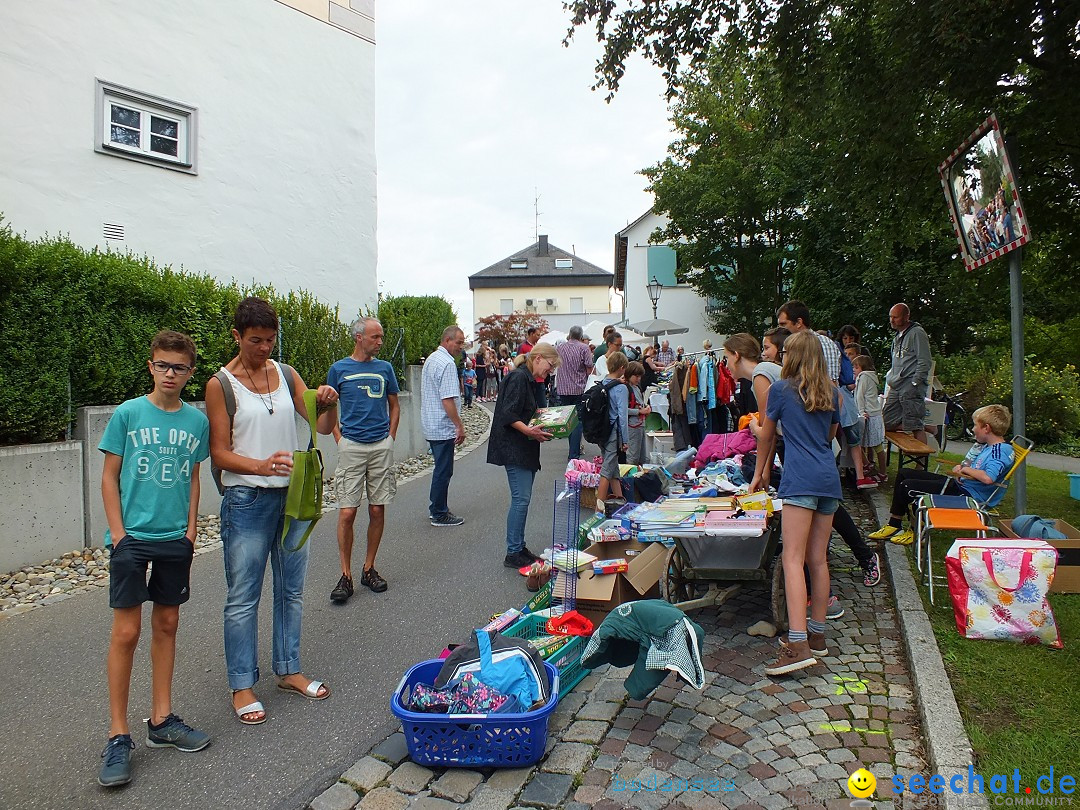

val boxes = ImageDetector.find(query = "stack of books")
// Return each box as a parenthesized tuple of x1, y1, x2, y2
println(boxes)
(703, 510, 768, 537)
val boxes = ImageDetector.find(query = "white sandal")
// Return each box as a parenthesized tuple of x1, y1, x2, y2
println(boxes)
(277, 678, 330, 700)
(234, 699, 267, 725)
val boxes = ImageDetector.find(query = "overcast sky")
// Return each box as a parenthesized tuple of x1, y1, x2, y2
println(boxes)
(375, 1, 674, 333)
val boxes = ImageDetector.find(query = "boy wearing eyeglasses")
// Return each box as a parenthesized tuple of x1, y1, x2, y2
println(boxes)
(96, 330, 211, 787)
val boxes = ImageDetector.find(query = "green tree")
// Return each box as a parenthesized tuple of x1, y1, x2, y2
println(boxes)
(375, 294, 458, 370)
(564, 0, 1079, 354)
(642, 48, 807, 335)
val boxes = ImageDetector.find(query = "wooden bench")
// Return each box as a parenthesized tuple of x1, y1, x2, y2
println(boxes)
(885, 430, 935, 470)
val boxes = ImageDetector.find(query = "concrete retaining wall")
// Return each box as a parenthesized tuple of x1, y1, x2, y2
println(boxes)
(0, 442, 85, 572)
(3, 367, 429, 567)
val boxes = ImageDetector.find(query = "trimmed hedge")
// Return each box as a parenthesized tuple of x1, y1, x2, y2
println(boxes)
(0, 225, 406, 444)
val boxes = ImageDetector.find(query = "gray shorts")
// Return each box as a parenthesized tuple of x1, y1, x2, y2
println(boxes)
(883, 393, 925, 432)
(600, 431, 621, 479)
(333, 435, 396, 507)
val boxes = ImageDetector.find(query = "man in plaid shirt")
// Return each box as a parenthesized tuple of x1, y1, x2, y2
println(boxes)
(655, 340, 675, 369)
(555, 326, 595, 460)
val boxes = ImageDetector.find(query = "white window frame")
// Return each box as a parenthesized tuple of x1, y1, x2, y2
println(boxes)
(95, 80, 197, 174)
(569, 297, 584, 314)
(509, 259, 528, 270)
(500, 298, 514, 315)
(554, 258, 573, 269)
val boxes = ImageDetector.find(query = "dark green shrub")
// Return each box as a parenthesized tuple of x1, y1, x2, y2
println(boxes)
(0, 225, 360, 444)
(983, 358, 1080, 445)
(376, 294, 458, 374)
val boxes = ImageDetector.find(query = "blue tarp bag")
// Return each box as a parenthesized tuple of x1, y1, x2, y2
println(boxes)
(1012, 514, 1067, 540)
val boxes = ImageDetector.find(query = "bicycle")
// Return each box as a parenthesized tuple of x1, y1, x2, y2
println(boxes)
(940, 389, 974, 444)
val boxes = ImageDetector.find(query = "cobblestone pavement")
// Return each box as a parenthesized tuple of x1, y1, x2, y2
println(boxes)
(310, 493, 930, 810)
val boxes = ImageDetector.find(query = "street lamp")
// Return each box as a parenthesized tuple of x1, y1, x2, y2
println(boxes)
(646, 276, 662, 318)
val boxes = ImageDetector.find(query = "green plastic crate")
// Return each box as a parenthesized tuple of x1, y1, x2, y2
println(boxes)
(504, 614, 590, 699)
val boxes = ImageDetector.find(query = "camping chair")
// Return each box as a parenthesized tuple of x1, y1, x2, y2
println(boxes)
(916, 505, 996, 605)
(923, 436, 1034, 511)
(912, 436, 1034, 604)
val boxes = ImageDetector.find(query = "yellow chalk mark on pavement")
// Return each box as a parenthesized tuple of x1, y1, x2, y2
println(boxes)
(818, 722, 887, 736)
(833, 675, 869, 695)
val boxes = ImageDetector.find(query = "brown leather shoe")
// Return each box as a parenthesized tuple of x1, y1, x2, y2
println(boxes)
(765, 638, 817, 676)
(808, 632, 827, 657)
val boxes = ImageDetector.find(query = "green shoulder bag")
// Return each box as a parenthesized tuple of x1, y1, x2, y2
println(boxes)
(282, 389, 324, 552)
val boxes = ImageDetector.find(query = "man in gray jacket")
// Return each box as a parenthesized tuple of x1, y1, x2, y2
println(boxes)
(883, 303, 932, 443)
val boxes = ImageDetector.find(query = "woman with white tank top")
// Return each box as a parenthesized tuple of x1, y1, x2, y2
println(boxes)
(206, 297, 339, 725)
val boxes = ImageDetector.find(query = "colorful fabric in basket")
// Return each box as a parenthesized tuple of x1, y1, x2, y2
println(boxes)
(406, 672, 513, 714)
(946, 541, 1062, 648)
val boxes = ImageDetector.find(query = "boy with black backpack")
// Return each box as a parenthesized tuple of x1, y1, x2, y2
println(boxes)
(595, 351, 629, 511)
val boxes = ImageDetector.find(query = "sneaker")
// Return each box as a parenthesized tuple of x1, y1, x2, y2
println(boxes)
(504, 550, 534, 569)
(874, 472, 889, 484)
(889, 529, 915, 546)
(330, 574, 353, 604)
(360, 566, 387, 593)
(855, 477, 878, 489)
(521, 546, 541, 563)
(431, 512, 465, 527)
(863, 552, 882, 587)
(98, 734, 134, 787)
(145, 714, 210, 752)
(826, 595, 845, 620)
(808, 632, 828, 657)
(868, 524, 901, 540)
(765, 638, 817, 676)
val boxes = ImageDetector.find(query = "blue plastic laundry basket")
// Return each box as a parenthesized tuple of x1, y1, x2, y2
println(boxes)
(390, 659, 559, 768)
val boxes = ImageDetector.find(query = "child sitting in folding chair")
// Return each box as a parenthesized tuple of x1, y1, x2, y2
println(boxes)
(869, 405, 1014, 546)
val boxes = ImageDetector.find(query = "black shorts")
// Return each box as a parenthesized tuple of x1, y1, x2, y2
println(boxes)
(109, 536, 194, 609)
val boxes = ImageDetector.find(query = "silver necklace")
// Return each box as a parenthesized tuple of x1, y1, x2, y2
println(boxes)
(240, 359, 274, 415)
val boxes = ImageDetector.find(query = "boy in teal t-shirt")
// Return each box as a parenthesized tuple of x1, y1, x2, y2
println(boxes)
(97, 331, 211, 787)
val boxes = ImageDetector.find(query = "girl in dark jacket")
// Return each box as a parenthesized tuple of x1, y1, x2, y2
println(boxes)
(488, 344, 559, 568)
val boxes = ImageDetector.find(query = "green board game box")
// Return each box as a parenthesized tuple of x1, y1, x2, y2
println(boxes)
(529, 405, 579, 439)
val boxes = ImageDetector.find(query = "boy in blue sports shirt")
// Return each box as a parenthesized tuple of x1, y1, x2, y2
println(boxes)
(871, 405, 1014, 545)
(98, 331, 211, 787)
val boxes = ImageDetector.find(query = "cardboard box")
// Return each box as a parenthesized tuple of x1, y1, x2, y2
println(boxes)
(998, 519, 1080, 593)
(574, 539, 668, 624)
(530, 405, 579, 438)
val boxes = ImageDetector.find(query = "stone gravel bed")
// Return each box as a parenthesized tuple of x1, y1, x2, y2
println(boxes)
(0, 403, 491, 619)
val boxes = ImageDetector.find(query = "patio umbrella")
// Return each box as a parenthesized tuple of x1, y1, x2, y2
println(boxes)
(628, 318, 690, 337)
(537, 329, 568, 345)
(581, 319, 649, 344)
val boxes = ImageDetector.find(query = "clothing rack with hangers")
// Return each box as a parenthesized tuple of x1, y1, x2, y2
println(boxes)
(674, 349, 717, 362)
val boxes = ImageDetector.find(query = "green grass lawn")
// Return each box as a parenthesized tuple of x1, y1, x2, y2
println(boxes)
(899, 454, 1080, 786)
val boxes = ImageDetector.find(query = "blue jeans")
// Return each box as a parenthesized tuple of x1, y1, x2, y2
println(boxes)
(221, 486, 311, 691)
(558, 393, 584, 460)
(504, 465, 536, 554)
(428, 438, 456, 518)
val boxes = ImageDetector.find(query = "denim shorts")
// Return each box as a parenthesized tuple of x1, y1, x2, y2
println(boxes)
(783, 495, 841, 515)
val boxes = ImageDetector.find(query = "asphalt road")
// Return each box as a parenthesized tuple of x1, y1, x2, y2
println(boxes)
(0, 426, 575, 810)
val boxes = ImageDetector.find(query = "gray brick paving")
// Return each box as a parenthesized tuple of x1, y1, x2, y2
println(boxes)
(315, 495, 940, 809)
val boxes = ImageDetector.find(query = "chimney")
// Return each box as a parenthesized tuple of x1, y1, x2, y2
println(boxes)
(538, 234, 549, 256)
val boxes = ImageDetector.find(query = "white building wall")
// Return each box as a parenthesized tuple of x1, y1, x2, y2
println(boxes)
(472, 285, 611, 322)
(621, 211, 719, 352)
(0, 0, 378, 316)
